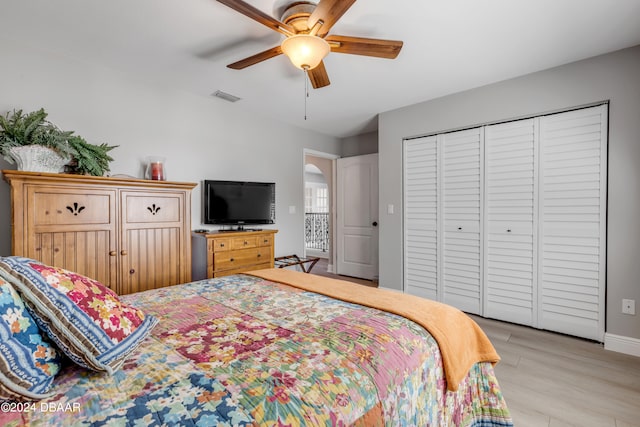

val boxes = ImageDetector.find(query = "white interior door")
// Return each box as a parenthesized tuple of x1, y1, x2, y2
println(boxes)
(337, 154, 379, 279)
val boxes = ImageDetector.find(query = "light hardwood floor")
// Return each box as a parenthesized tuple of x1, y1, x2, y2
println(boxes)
(471, 315, 640, 427)
(309, 259, 640, 426)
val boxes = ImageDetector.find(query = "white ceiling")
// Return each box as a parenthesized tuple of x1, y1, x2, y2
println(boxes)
(1, 0, 640, 138)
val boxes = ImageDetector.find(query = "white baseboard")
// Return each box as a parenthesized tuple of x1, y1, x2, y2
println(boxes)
(604, 333, 640, 357)
(327, 264, 334, 274)
(379, 285, 403, 293)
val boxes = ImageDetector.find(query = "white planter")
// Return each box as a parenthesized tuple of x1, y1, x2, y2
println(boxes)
(8, 146, 70, 173)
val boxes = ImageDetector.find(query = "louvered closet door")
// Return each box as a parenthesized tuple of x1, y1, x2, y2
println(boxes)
(485, 119, 537, 325)
(404, 136, 438, 300)
(442, 128, 483, 314)
(539, 105, 607, 341)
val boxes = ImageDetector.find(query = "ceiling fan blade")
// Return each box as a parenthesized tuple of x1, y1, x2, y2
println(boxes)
(308, 61, 330, 89)
(217, 0, 294, 36)
(227, 46, 283, 69)
(307, 0, 356, 37)
(325, 35, 403, 59)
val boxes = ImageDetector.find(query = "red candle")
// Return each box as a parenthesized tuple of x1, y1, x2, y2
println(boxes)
(150, 162, 164, 180)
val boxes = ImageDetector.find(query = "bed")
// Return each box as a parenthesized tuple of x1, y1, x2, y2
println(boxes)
(0, 257, 512, 426)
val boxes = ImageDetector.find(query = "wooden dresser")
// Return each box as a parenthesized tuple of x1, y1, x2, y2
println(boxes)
(192, 229, 277, 279)
(3, 170, 196, 295)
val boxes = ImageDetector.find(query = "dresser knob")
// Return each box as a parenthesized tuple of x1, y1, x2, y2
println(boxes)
(109, 251, 117, 256)
(257, 253, 261, 258)
(121, 250, 128, 256)
(220, 243, 225, 247)
(230, 258, 234, 262)
(129, 269, 135, 275)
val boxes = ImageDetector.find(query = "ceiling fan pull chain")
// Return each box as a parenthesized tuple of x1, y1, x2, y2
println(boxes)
(304, 67, 309, 120)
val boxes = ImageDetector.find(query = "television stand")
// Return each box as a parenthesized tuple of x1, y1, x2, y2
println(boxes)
(191, 229, 278, 280)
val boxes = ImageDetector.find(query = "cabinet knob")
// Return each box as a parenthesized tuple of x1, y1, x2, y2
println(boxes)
(129, 269, 135, 275)
(244, 241, 248, 245)
(257, 253, 261, 258)
(507, 229, 512, 233)
(220, 243, 225, 247)
(121, 250, 128, 256)
(458, 227, 462, 231)
(264, 239, 268, 243)
(230, 258, 235, 262)
(109, 251, 117, 256)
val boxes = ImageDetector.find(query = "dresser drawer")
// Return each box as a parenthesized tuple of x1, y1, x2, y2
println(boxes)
(210, 238, 230, 252)
(231, 236, 258, 250)
(214, 246, 272, 271)
(257, 233, 273, 247)
(32, 189, 113, 226)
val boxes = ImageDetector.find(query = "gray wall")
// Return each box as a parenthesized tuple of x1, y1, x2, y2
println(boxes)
(0, 38, 341, 259)
(379, 45, 640, 340)
(340, 130, 378, 157)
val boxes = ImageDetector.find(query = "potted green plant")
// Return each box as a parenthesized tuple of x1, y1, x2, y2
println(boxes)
(0, 108, 72, 173)
(0, 108, 117, 176)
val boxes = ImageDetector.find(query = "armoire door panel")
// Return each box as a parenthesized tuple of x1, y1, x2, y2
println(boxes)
(32, 230, 116, 290)
(122, 227, 181, 295)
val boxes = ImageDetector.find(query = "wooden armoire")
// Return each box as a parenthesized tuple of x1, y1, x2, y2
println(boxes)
(3, 170, 196, 295)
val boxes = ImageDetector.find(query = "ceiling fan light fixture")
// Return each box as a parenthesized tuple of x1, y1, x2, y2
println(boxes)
(281, 34, 330, 70)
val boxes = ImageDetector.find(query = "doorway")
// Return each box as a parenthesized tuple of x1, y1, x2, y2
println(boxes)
(303, 150, 338, 273)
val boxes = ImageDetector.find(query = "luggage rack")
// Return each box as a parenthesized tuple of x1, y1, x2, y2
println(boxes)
(274, 255, 320, 273)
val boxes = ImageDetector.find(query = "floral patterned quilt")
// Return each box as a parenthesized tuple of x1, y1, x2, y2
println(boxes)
(1, 274, 512, 426)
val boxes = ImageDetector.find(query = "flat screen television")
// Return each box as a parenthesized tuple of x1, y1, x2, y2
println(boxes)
(203, 180, 275, 228)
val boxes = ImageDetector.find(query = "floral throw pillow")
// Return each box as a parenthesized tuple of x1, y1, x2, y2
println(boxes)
(0, 257, 158, 374)
(0, 273, 62, 400)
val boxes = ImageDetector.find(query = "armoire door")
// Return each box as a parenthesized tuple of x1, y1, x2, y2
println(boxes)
(120, 190, 187, 295)
(26, 185, 118, 290)
(538, 105, 607, 341)
(404, 136, 438, 299)
(441, 128, 483, 314)
(484, 119, 537, 325)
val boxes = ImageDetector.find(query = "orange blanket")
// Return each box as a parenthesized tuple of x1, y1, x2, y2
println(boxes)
(247, 268, 499, 391)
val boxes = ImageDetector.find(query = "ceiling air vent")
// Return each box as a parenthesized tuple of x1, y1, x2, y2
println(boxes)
(212, 90, 241, 103)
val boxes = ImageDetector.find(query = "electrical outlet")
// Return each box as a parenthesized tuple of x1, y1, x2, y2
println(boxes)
(622, 299, 636, 315)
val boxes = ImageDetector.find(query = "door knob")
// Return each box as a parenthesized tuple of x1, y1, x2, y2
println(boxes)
(372, 221, 378, 227)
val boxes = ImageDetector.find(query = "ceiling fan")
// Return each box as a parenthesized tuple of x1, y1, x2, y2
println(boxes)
(216, 0, 403, 89)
